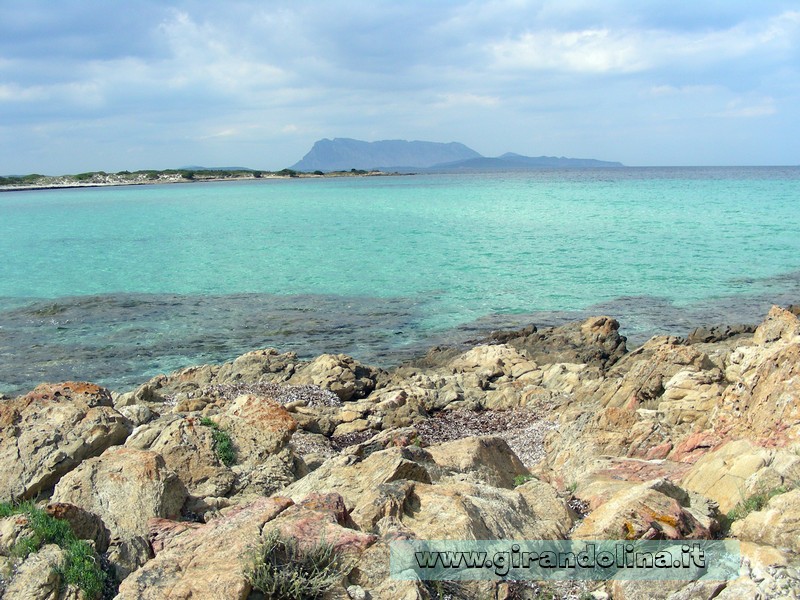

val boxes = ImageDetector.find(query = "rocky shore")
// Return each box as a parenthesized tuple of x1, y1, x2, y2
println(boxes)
(1, 307, 799, 599)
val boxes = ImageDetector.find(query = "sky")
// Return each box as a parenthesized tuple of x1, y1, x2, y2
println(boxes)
(1, 1, 799, 174)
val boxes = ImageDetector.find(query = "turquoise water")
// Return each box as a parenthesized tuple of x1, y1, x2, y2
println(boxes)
(1, 167, 799, 393)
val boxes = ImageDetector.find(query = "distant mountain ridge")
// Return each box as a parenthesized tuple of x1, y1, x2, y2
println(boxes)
(291, 138, 481, 171)
(290, 138, 623, 171)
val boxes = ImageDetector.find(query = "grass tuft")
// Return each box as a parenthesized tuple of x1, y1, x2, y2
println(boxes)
(199, 417, 236, 466)
(245, 528, 352, 599)
(727, 485, 789, 522)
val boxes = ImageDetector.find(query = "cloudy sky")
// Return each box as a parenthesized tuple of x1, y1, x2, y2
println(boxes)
(1, 0, 798, 173)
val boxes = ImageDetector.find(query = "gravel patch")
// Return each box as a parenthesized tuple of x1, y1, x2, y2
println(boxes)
(183, 381, 343, 408)
(415, 407, 558, 466)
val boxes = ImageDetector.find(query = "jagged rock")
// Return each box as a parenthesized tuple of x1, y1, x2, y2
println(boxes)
(686, 323, 756, 344)
(0, 382, 131, 501)
(425, 436, 530, 489)
(107, 535, 153, 584)
(116, 404, 156, 426)
(51, 447, 186, 540)
(597, 337, 715, 410)
(118, 493, 374, 599)
(116, 496, 292, 599)
(752, 305, 800, 345)
(281, 446, 433, 507)
(713, 327, 800, 442)
(572, 479, 715, 540)
(217, 394, 300, 497)
(289, 353, 379, 401)
(497, 316, 627, 370)
(731, 488, 800, 553)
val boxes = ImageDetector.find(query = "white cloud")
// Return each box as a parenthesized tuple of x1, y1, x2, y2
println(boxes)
(433, 93, 500, 108)
(488, 10, 800, 74)
(714, 97, 777, 118)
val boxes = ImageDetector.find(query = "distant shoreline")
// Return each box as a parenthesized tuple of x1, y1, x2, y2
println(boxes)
(0, 168, 403, 193)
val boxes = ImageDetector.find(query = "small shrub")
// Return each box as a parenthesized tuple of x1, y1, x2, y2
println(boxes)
(727, 485, 789, 522)
(513, 474, 535, 487)
(246, 528, 352, 599)
(199, 417, 236, 466)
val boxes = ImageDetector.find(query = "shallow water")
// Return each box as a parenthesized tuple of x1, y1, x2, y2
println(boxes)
(1, 167, 798, 394)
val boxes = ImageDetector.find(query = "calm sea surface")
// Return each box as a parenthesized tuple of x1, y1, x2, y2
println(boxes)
(1, 167, 799, 394)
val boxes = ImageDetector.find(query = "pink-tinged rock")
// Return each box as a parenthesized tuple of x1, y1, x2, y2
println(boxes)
(269, 493, 376, 555)
(668, 431, 722, 463)
(572, 479, 714, 540)
(116, 496, 293, 600)
(147, 518, 203, 555)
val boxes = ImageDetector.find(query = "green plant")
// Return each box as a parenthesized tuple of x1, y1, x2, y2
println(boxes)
(727, 485, 789, 522)
(0, 500, 106, 597)
(567, 481, 578, 494)
(245, 528, 352, 599)
(199, 417, 236, 466)
(513, 474, 535, 487)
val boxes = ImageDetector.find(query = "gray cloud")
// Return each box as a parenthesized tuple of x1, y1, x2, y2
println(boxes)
(1, 0, 798, 173)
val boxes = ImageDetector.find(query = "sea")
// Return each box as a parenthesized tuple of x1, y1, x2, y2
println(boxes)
(1, 167, 799, 395)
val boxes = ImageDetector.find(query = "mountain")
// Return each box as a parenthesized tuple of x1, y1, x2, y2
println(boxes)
(428, 153, 623, 171)
(290, 138, 481, 171)
(290, 138, 623, 172)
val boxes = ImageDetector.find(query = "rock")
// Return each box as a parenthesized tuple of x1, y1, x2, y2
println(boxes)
(267, 492, 375, 554)
(713, 333, 800, 442)
(752, 305, 800, 345)
(1, 544, 79, 600)
(51, 447, 187, 540)
(681, 440, 776, 513)
(497, 316, 627, 370)
(116, 496, 293, 599)
(0, 382, 131, 501)
(281, 446, 433, 508)
(572, 479, 715, 540)
(426, 436, 530, 489)
(107, 535, 153, 584)
(217, 394, 300, 498)
(125, 415, 237, 502)
(597, 338, 714, 410)
(116, 404, 156, 426)
(289, 354, 379, 401)
(214, 348, 298, 384)
(686, 323, 756, 344)
(731, 488, 800, 553)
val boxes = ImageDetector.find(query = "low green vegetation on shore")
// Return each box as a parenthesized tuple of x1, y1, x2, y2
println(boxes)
(0, 167, 393, 190)
(199, 417, 236, 466)
(0, 500, 107, 597)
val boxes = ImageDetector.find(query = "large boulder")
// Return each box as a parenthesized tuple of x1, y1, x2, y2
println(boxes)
(124, 415, 237, 502)
(571, 478, 715, 540)
(731, 488, 800, 553)
(52, 447, 186, 540)
(712, 311, 800, 442)
(425, 436, 530, 489)
(680, 440, 800, 514)
(0, 382, 131, 501)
